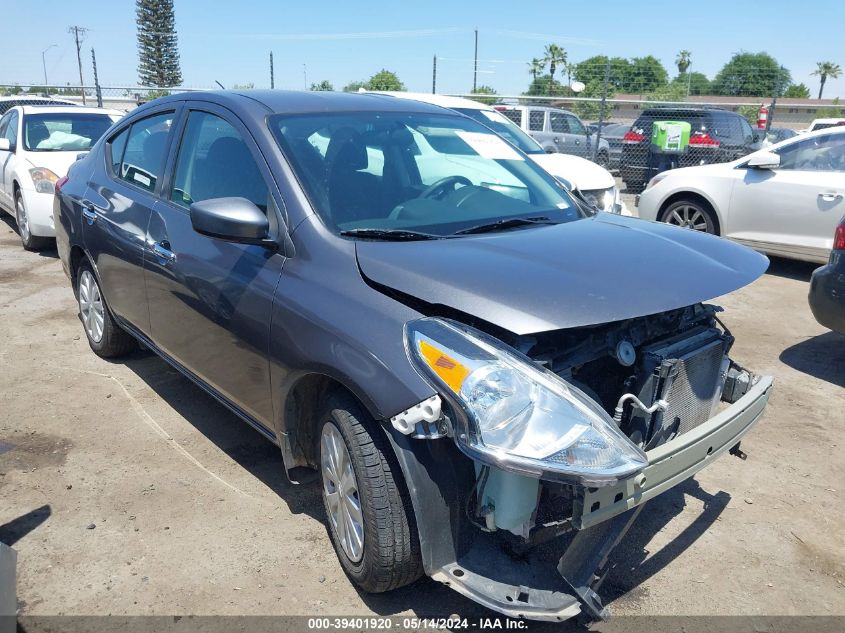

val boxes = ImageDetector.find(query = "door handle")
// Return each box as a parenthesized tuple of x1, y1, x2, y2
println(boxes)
(818, 192, 843, 202)
(152, 240, 176, 263)
(81, 206, 97, 225)
(575, 139, 581, 145)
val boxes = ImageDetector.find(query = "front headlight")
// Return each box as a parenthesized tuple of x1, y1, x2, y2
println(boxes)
(581, 186, 617, 213)
(406, 318, 647, 486)
(29, 168, 60, 194)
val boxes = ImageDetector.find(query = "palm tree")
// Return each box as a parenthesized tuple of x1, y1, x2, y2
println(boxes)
(527, 57, 545, 82)
(676, 50, 692, 74)
(543, 44, 567, 88)
(812, 61, 842, 99)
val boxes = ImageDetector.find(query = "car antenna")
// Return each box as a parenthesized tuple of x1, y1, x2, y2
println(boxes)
(215, 80, 225, 90)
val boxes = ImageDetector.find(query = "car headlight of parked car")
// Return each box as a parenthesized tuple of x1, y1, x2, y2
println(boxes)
(580, 186, 619, 213)
(29, 168, 60, 194)
(406, 318, 647, 486)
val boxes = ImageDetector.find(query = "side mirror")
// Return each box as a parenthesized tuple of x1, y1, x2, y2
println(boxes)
(190, 197, 276, 249)
(747, 151, 780, 170)
(0, 138, 10, 152)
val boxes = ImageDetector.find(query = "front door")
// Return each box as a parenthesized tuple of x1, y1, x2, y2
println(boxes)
(0, 111, 19, 208)
(144, 104, 285, 427)
(727, 133, 845, 260)
(565, 114, 589, 158)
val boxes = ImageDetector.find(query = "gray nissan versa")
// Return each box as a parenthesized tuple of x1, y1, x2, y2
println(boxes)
(54, 91, 774, 622)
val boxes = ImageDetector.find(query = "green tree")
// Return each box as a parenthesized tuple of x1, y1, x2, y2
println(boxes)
(364, 69, 405, 91)
(675, 50, 692, 74)
(310, 80, 334, 91)
(783, 83, 811, 98)
(711, 52, 791, 97)
(469, 85, 498, 105)
(527, 57, 545, 82)
(671, 72, 711, 96)
(524, 74, 567, 97)
(569, 80, 616, 120)
(136, 0, 182, 87)
(625, 56, 669, 93)
(572, 56, 631, 90)
(737, 105, 760, 125)
(815, 97, 842, 118)
(343, 80, 366, 92)
(811, 61, 842, 99)
(543, 44, 567, 87)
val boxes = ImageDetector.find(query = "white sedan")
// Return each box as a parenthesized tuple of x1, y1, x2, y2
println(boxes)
(0, 104, 123, 250)
(371, 91, 630, 215)
(638, 127, 845, 264)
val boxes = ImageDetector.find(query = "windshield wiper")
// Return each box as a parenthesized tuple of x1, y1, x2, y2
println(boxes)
(339, 228, 441, 241)
(453, 216, 556, 236)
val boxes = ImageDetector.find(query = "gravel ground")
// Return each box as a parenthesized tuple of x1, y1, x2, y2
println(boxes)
(1, 208, 843, 622)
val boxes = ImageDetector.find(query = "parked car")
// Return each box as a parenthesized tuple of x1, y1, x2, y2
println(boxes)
(807, 117, 845, 133)
(373, 92, 628, 214)
(637, 127, 845, 264)
(621, 108, 765, 192)
(760, 126, 798, 146)
(809, 217, 845, 333)
(0, 95, 76, 116)
(595, 122, 630, 170)
(496, 104, 611, 167)
(55, 90, 772, 623)
(0, 104, 123, 250)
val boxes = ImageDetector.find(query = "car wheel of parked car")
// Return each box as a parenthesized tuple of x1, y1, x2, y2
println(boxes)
(76, 260, 137, 358)
(596, 151, 609, 168)
(318, 392, 422, 593)
(660, 199, 717, 234)
(15, 191, 51, 251)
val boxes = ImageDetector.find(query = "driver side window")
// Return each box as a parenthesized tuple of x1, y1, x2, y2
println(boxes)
(776, 134, 845, 172)
(566, 115, 585, 136)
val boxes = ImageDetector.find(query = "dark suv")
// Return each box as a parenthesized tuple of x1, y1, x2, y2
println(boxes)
(620, 108, 764, 192)
(54, 91, 773, 623)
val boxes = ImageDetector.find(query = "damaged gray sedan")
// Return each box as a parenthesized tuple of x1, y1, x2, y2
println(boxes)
(54, 91, 772, 622)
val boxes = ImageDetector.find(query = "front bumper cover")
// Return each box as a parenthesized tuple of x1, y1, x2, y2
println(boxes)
(430, 374, 773, 621)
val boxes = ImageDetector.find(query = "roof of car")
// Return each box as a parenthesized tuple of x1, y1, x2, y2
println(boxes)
(146, 89, 453, 116)
(501, 104, 577, 115)
(368, 91, 491, 111)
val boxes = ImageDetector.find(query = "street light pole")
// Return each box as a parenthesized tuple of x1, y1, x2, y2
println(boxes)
(41, 44, 57, 88)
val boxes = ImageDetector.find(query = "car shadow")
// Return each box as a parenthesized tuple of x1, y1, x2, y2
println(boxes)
(112, 348, 729, 624)
(780, 330, 845, 388)
(764, 256, 819, 281)
(114, 349, 324, 524)
(0, 212, 58, 257)
(0, 505, 52, 547)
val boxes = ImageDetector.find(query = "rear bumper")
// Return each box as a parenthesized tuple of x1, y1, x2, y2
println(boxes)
(809, 256, 845, 333)
(430, 374, 773, 621)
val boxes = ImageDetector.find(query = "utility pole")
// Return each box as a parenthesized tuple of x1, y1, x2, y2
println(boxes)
(68, 25, 88, 105)
(473, 29, 478, 92)
(91, 48, 103, 108)
(432, 55, 437, 94)
(303, 64, 307, 90)
(270, 52, 275, 89)
(41, 44, 57, 89)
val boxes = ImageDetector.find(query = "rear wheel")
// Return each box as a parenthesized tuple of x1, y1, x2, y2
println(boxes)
(76, 260, 136, 358)
(660, 199, 717, 234)
(318, 393, 422, 593)
(15, 190, 52, 251)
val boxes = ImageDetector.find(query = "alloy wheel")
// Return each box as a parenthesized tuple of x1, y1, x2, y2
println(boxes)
(666, 204, 711, 232)
(15, 195, 31, 243)
(320, 422, 364, 562)
(78, 270, 105, 343)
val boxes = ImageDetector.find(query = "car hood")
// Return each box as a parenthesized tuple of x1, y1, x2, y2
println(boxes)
(355, 213, 768, 335)
(23, 151, 84, 178)
(529, 153, 614, 191)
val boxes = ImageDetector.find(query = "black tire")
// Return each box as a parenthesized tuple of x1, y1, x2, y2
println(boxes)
(76, 259, 136, 358)
(15, 190, 53, 251)
(660, 198, 718, 234)
(596, 151, 609, 169)
(318, 392, 422, 593)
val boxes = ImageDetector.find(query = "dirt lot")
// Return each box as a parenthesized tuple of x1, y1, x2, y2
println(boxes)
(1, 209, 843, 621)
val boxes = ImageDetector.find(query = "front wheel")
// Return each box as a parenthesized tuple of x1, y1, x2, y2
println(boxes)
(660, 199, 717, 234)
(319, 393, 422, 593)
(15, 191, 52, 251)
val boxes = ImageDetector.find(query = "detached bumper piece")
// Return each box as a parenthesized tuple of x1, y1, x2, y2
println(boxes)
(429, 375, 773, 622)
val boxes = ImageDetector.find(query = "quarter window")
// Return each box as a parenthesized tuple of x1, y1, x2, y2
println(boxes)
(528, 110, 545, 132)
(118, 112, 174, 192)
(170, 111, 269, 212)
(108, 128, 129, 175)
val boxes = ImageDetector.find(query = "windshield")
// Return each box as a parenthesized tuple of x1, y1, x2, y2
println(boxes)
(453, 107, 544, 155)
(23, 112, 114, 152)
(270, 111, 580, 238)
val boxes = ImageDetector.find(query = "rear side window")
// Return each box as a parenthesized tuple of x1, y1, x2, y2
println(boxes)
(118, 112, 174, 192)
(500, 109, 522, 126)
(528, 110, 545, 132)
(170, 111, 269, 212)
(549, 112, 568, 133)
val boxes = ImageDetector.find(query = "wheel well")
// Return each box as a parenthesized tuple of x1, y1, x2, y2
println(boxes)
(658, 192, 722, 236)
(12, 180, 20, 198)
(283, 374, 365, 470)
(69, 246, 87, 294)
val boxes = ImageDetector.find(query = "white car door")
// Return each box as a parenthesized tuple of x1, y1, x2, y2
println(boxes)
(0, 110, 18, 209)
(726, 133, 845, 262)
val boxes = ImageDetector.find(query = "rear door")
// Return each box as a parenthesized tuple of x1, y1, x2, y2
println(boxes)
(527, 109, 553, 151)
(727, 133, 845, 261)
(82, 107, 179, 336)
(564, 113, 590, 158)
(144, 102, 285, 428)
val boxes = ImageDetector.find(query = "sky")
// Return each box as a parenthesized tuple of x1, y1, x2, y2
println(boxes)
(1, 0, 843, 99)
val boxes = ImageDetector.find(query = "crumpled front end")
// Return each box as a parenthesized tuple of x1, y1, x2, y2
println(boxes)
(392, 303, 772, 622)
